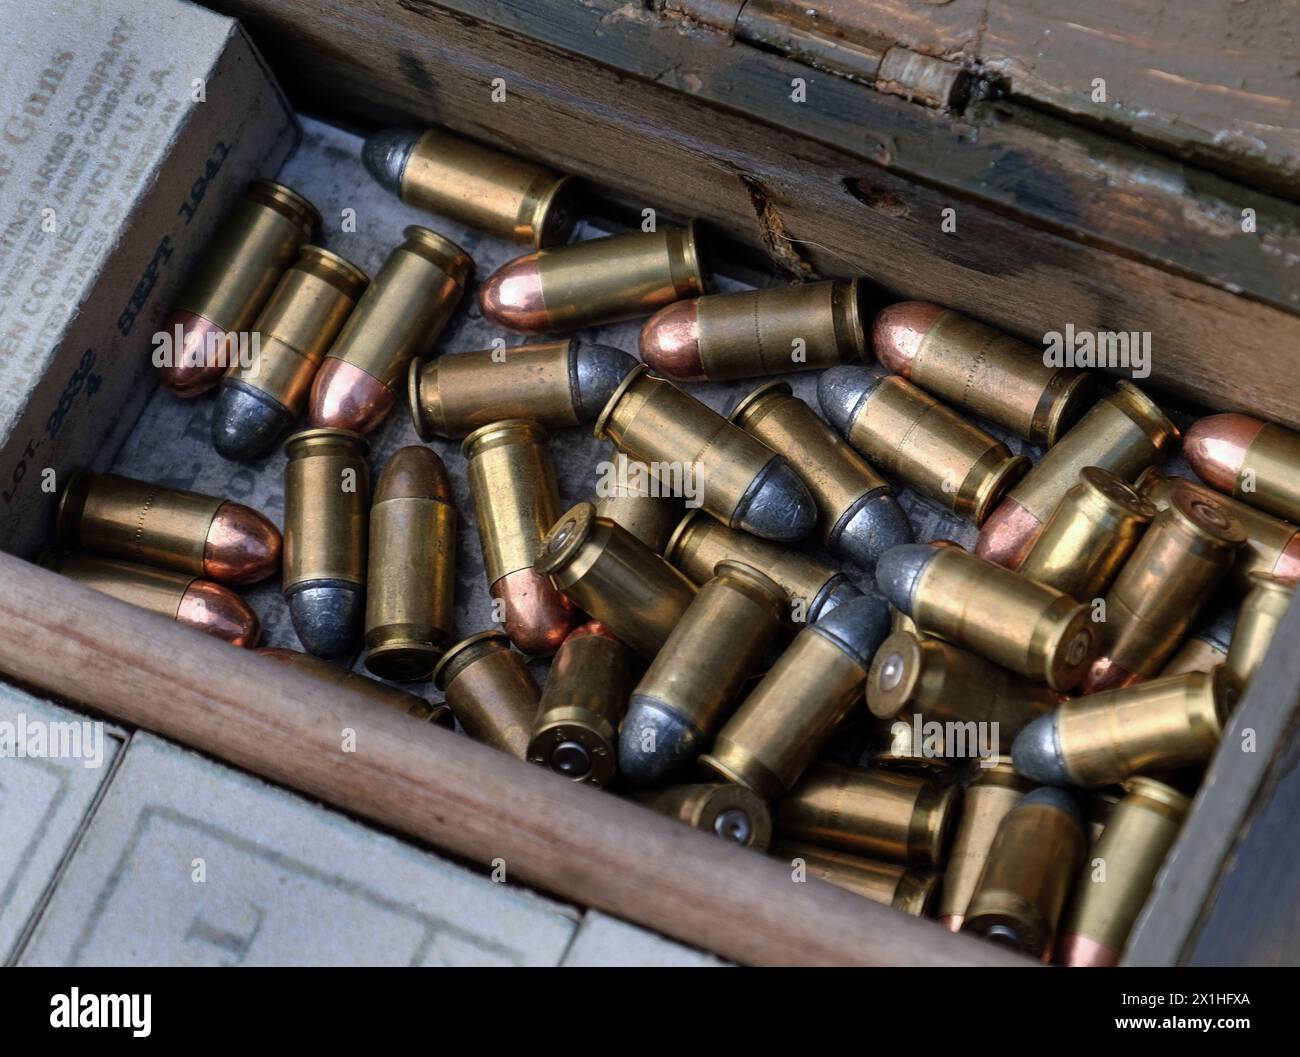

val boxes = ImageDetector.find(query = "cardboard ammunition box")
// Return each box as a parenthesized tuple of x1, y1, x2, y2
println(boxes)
(0, 0, 299, 557)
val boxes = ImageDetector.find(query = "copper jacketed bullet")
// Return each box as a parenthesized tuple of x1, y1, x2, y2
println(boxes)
(310, 226, 473, 434)
(1013, 667, 1236, 788)
(535, 502, 697, 659)
(529, 621, 636, 787)
(1225, 573, 1295, 691)
(977, 381, 1179, 568)
(773, 841, 939, 916)
(362, 126, 578, 248)
(1084, 481, 1244, 693)
(408, 339, 636, 440)
(158, 180, 319, 397)
(47, 553, 260, 647)
(665, 509, 860, 624)
(594, 453, 685, 554)
(282, 428, 369, 658)
(876, 543, 1098, 692)
(57, 470, 281, 586)
(873, 302, 1094, 446)
(1137, 467, 1300, 591)
(620, 561, 786, 785)
(730, 381, 912, 567)
(258, 647, 454, 727)
(639, 278, 871, 381)
(480, 223, 705, 333)
(595, 365, 816, 542)
(775, 762, 958, 867)
(700, 593, 891, 800)
(364, 446, 457, 681)
(938, 757, 1031, 932)
(1017, 467, 1157, 603)
(1186, 413, 1300, 524)
(213, 246, 368, 461)
(962, 787, 1085, 959)
(632, 784, 773, 850)
(818, 365, 1029, 526)
(1057, 778, 1189, 967)
(432, 631, 539, 759)
(463, 421, 577, 656)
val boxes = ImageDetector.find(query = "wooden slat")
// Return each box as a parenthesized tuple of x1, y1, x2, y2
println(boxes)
(0, 552, 1026, 967)
(205, 0, 1300, 428)
(1125, 589, 1300, 967)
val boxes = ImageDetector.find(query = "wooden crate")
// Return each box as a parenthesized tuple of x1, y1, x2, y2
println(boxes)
(2, 0, 1298, 966)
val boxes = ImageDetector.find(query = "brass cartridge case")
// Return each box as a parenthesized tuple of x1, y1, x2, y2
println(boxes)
(1225, 573, 1295, 690)
(1058, 778, 1189, 967)
(310, 226, 473, 434)
(535, 502, 697, 660)
(775, 762, 957, 866)
(773, 841, 938, 916)
(730, 381, 912, 565)
(594, 453, 685, 554)
(938, 757, 1031, 931)
(665, 509, 855, 624)
(870, 716, 959, 779)
(383, 127, 576, 248)
(282, 428, 370, 658)
(866, 631, 1057, 739)
(364, 447, 457, 681)
(978, 381, 1179, 568)
(835, 369, 1029, 525)
(480, 223, 705, 333)
(595, 365, 815, 542)
(874, 303, 1094, 446)
(1018, 467, 1156, 602)
(700, 595, 889, 800)
(56, 470, 281, 586)
(215, 246, 368, 459)
(963, 788, 1086, 959)
(257, 647, 453, 727)
(408, 339, 635, 441)
(1085, 482, 1245, 691)
(880, 544, 1098, 691)
(160, 180, 319, 397)
(1137, 467, 1300, 591)
(620, 561, 786, 784)
(48, 553, 260, 648)
(528, 622, 636, 787)
(432, 631, 539, 759)
(639, 278, 869, 381)
(1016, 668, 1235, 788)
(463, 421, 576, 657)
(1186, 414, 1300, 524)
(632, 784, 772, 850)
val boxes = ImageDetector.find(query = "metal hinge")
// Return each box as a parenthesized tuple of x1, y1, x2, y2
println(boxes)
(657, 0, 971, 110)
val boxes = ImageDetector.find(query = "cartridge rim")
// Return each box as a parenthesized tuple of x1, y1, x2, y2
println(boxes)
(663, 508, 701, 565)
(1122, 776, 1191, 814)
(844, 278, 871, 362)
(677, 219, 708, 298)
(694, 785, 771, 848)
(296, 245, 370, 295)
(283, 425, 370, 458)
(54, 468, 95, 549)
(894, 870, 941, 917)
(865, 631, 924, 719)
(727, 379, 793, 427)
(1112, 379, 1181, 447)
(972, 453, 1032, 526)
(246, 179, 322, 236)
(1169, 481, 1248, 547)
(364, 639, 443, 682)
(1079, 465, 1158, 521)
(401, 225, 475, 283)
(710, 559, 788, 611)
(535, 502, 598, 576)
(530, 173, 579, 249)
(592, 361, 652, 441)
(1043, 371, 1097, 447)
(431, 629, 512, 690)
(460, 418, 551, 459)
(527, 709, 617, 786)
(406, 355, 436, 442)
